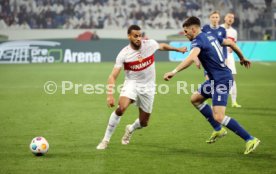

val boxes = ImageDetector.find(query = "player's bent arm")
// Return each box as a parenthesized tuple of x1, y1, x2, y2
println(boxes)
(159, 43, 187, 53)
(222, 39, 251, 68)
(222, 39, 244, 60)
(174, 47, 201, 73)
(107, 67, 121, 96)
(164, 47, 201, 81)
(106, 67, 121, 107)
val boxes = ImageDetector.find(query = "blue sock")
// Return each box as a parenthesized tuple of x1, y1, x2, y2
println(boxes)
(222, 116, 253, 141)
(197, 103, 221, 131)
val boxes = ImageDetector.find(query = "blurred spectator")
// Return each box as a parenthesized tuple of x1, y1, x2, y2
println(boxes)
(0, 19, 8, 29)
(0, 0, 273, 41)
(76, 30, 99, 40)
(263, 30, 271, 40)
(141, 32, 148, 40)
(92, 31, 100, 40)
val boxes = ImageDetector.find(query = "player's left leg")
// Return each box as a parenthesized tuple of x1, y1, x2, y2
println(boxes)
(212, 106, 260, 154)
(122, 108, 150, 145)
(122, 88, 154, 145)
(211, 81, 260, 154)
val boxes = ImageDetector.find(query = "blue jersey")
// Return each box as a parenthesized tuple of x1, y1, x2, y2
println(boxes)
(202, 25, 227, 59)
(191, 32, 232, 82)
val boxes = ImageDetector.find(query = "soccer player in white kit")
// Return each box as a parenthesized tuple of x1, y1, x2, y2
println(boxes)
(96, 25, 187, 150)
(221, 12, 242, 108)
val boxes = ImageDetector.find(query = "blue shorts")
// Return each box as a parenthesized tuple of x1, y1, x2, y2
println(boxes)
(198, 80, 233, 106)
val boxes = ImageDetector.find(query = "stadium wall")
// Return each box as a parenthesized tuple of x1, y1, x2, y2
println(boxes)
(170, 41, 276, 62)
(1, 29, 276, 63)
(0, 39, 169, 63)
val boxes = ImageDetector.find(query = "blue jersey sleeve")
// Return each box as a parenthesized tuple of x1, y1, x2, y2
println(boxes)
(222, 29, 227, 39)
(201, 25, 208, 33)
(218, 28, 227, 44)
(222, 29, 227, 58)
(217, 35, 224, 45)
(191, 38, 203, 50)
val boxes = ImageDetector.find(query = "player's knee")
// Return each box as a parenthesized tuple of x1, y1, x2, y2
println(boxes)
(115, 105, 128, 116)
(213, 113, 224, 123)
(190, 95, 197, 105)
(190, 95, 202, 106)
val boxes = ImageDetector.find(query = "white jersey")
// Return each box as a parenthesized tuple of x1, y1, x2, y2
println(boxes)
(221, 24, 238, 74)
(115, 39, 159, 84)
(221, 24, 237, 57)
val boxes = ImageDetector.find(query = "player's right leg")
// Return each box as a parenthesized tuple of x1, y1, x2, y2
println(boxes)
(226, 56, 241, 108)
(231, 75, 241, 108)
(122, 85, 154, 145)
(96, 96, 133, 150)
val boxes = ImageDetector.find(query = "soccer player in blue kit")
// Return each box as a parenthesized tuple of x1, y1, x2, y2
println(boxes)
(164, 16, 260, 154)
(201, 11, 227, 104)
(202, 11, 227, 61)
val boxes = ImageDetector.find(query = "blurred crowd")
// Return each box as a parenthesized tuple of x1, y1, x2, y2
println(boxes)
(0, 0, 270, 30)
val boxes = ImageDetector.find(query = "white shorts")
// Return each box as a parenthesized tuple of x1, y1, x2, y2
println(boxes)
(226, 54, 237, 74)
(120, 80, 155, 113)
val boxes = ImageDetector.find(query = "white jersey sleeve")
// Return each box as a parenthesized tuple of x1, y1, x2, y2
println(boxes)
(114, 47, 127, 68)
(147, 39, 160, 53)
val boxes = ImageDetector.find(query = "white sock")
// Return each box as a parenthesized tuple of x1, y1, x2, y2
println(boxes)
(221, 116, 231, 126)
(231, 81, 237, 104)
(129, 119, 141, 133)
(196, 102, 206, 111)
(103, 111, 121, 142)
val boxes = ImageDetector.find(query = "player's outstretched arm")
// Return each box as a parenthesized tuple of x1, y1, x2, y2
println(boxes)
(106, 67, 121, 107)
(222, 39, 251, 68)
(159, 43, 187, 53)
(164, 47, 201, 81)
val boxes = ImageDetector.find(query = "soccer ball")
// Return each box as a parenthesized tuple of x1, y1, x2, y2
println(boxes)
(29, 137, 49, 156)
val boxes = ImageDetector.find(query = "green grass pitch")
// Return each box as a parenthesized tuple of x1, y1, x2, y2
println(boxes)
(0, 62, 275, 174)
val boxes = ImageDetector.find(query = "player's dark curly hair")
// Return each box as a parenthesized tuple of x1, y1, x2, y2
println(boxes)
(127, 25, 141, 34)
(182, 16, 201, 27)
